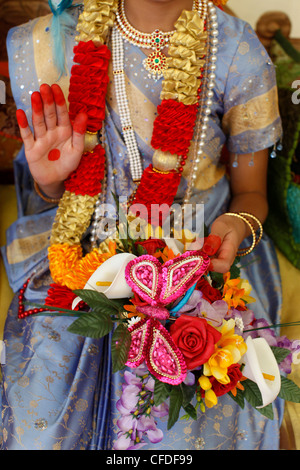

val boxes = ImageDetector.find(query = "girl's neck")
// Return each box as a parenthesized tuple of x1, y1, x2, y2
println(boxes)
(124, 0, 194, 33)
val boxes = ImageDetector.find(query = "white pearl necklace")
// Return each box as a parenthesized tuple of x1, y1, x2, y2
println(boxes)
(183, 1, 219, 204)
(112, 26, 144, 183)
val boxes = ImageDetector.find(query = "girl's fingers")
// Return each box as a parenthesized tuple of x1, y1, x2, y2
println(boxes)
(202, 234, 222, 256)
(40, 84, 57, 131)
(31, 91, 47, 138)
(51, 84, 71, 129)
(16, 109, 34, 151)
(72, 112, 88, 152)
(210, 247, 236, 273)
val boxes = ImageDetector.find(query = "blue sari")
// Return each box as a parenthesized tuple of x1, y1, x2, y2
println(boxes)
(1, 6, 284, 450)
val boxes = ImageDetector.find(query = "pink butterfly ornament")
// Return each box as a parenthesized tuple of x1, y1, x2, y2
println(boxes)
(124, 251, 210, 385)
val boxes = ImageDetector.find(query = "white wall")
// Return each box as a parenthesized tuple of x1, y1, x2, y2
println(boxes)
(228, 0, 300, 37)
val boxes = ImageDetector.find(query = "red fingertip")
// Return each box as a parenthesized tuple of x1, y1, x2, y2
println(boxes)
(31, 91, 43, 114)
(51, 84, 66, 106)
(73, 113, 88, 135)
(202, 234, 222, 256)
(40, 83, 54, 105)
(16, 109, 28, 129)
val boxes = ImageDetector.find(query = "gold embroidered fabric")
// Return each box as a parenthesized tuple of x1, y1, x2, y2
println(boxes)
(6, 231, 51, 265)
(222, 86, 280, 137)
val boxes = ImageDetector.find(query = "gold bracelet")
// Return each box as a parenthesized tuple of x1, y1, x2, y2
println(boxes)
(34, 180, 61, 204)
(225, 212, 256, 256)
(239, 212, 263, 246)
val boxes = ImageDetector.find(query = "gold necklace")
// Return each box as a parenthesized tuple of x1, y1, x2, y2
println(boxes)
(115, 0, 202, 80)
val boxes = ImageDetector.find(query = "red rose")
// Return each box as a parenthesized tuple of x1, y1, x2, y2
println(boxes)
(210, 363, 243, 397)
(135, 238, 166, 255)
(170, 314, 221, 370)
(196, 278, 222, 303)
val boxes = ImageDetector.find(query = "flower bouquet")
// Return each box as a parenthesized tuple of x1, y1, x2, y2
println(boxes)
(23, 223, 300, 450)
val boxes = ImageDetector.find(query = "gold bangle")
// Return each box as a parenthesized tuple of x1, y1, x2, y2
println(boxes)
(239, 212, 263, 246)
(225, 212, 256, 256)
(34, 180, 61, 204)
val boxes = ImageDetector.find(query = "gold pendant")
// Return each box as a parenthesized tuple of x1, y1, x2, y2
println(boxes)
(143, 30, 169, 80)
(143, 49, 167, 80)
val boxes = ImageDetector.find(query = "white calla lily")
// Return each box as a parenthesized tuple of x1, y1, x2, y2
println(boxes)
(72, 252, 137, 309)
(242, 336, 281, 408)
(164, 237, 185, 255)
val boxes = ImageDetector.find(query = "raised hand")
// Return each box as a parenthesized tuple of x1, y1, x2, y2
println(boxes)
(16, 83, 88, 199)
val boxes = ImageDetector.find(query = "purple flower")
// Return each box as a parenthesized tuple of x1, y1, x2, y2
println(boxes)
(120, 384, 141, 411)
(184, 371, 196, 386)
(151, 402, 169, 418)
(227, 308, 255, 334)
(113, 363, 167, 450)
(244, 318, 278, 346)
(178, 290, 228, 327)
(275, 337, 300, 374)
(114, 432, 146, 450)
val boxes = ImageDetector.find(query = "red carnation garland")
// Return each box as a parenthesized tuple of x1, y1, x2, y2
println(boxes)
(132, 165, 182, 226)
(64, 41, 110, 197)
(68, 41, 111, 132)
(151, 100, 199, 155)
(64, 145, 106, 196)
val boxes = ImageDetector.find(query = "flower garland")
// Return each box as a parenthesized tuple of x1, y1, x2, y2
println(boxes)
(46, 0, 211, 294)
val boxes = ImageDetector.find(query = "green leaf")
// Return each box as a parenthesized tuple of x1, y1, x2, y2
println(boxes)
(73, 289, 123, 314)
(278, 376, 300, 403)
(210, 271, 224, 289)
(182, 403, 197, 421)
(153, 379, 172, 406)
(167, 386, 183, 430)
(255, 403, 274, 420)
(243, 379, 274, 420)
(136, 243, 147, 255)
(67, 311, 113, 338)
(229, 387, 245, 409)
(230, 256, 241, 279)
(181, 381, 197, 407)
(111, 324, 132, 373)
(270, 346, 291, 364)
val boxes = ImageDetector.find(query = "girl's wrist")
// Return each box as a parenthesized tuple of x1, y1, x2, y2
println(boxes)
(34, 181, 64, 203)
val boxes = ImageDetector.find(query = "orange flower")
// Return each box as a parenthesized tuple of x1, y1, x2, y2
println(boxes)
(153, 246, 178, 262)
(72, 241, 117, 286)
(124, 304, 145, 320)
(48, 244, 82, 289)
(48, 242, 117, 290)
(231, 375, 247, 397)
(222, 272, 256, 309)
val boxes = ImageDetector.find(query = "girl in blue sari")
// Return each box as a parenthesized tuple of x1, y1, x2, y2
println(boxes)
(1, 0, 284, 450)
